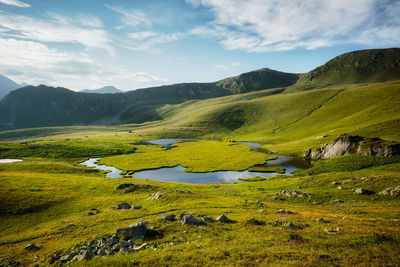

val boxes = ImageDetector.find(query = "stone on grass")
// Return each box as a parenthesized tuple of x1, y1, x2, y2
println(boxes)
(117, 221, 147, 241)
(115, 183, 135, 190)
(132, 205, 142, 210)
(161, 214, 176, 221)
(278, 209, 294, 215)
(133, 243, 147, 251)
(148, 191, 164, 200)
(284, 222, 295, 228)
(216, 214, 234, 223)
(74, 250, 93, 261)
(352, 188, 374, 195)
(24, 243, 40, 251)
(117, 202, 132, 210)
(379, 186, 400, 196)
(246, 218, 266, 225)
(179, 212, 201, 225)
(59, 252, 76, 263)
(280, 190, 311, 198)
(202, 216, 216, 223)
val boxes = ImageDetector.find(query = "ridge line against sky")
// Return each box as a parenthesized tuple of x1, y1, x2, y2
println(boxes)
(0, 0, 399, 91)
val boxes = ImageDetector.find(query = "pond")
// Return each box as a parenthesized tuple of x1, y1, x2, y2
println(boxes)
(80, 139, 310, 184)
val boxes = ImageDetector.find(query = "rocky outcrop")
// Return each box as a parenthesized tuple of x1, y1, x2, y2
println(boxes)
(304, 134, 400, 160)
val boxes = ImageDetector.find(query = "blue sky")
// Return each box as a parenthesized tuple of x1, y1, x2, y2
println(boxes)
(0, 0, 399, 91)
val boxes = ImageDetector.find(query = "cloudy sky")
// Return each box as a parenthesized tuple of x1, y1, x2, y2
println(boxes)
(0, 0, 399, 91)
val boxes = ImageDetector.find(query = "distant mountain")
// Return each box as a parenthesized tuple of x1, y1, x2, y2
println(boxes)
(81, 86, 123, 94)
(300, 48, 400, 84)
(0, 68, 297, 130)
(1, 48, 399, 131)
(0, 74, 20, 100)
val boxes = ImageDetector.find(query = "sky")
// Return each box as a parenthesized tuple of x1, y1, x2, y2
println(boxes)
(0, 0, 399, 91)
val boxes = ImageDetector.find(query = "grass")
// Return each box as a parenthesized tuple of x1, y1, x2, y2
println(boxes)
(99, 140, 275, 173)
(237, 176, 267, 182)
(0, 157, 399, 266)
(0, 80, 399, 266)
(248, 166, 286, 173)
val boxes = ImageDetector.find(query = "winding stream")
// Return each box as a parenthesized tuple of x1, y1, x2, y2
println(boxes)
(80, 139, 310, 184)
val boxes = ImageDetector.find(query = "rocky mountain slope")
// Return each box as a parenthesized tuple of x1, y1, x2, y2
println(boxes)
(80, 86, 123, 94)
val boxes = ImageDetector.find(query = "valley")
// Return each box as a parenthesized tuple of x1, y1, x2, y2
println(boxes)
(0, 48, 399, 266)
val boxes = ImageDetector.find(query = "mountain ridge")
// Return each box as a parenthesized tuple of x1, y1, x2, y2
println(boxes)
(0, 48, 399, 131)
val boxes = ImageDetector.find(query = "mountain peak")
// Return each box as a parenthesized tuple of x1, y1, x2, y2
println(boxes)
(81, 86, 122, 94)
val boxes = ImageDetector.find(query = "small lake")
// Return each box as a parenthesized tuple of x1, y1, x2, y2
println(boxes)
(80, 139, 310, 184)
(0, 159, 23, 163)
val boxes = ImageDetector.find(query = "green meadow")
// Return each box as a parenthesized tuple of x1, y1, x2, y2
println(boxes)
(0, 79, 400, 266)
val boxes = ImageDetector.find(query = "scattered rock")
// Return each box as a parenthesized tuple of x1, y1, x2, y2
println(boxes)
(74, 250, 93, 261)
(337, 186, 343, 190)
(86, 212, 95, 216)
(132, 205, 142, 210)
(24, 243, 40, 251)
(352, 188, 374, 195)
(116, 221, 147, 241)
(148, 191, 164, 200)
(65, 223, 75, 229)
(315, 218, 327, 223)
(379, 185, 400, 196)
(161, 214, 176, 221)
(178, 212, 201, 225)
(280, 190, 311, 198)
(115, 183, 136, 190)
(117, 202, 132, 210)
(284, 222, 295, 228)
(332, 181, 340, 185)
(59, 252, 76, 263)
(202, 216, 216, 223)
(324, 228, 340, 234)
(278, 209, 294, 215)
(334, 199, 344, 204)
(216, 214, 234, 223)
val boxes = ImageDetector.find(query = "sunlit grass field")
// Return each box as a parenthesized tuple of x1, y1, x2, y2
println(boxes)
(0, 80, 399, 266)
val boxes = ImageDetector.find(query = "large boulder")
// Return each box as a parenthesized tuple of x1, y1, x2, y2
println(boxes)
(116, 221, 147, 241)
(304, 134, 400, 160)
(117, 202, 132, 210)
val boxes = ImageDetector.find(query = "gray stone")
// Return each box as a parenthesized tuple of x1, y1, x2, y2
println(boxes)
(337, 186, 343, 190)
(353, 188, 374, 194)
(111, 243, 120, 252)
(86, 212, 95, 216)
(179, 212, 201, 225)
(115, 183, 136, 190)
(132, 205, 142, 210)
(379, 185, 400, 196)
(117, 220, 147, 241)
(216, 214, 233, 223)
(117, 202, 132, 210)
(284, 222, 295, 228)
(202, 216, 216, 223)
(148, 191, 164, 200)
(332, 181, 340, 185)
(24, 243, 39, 251)
(133, 243, 147, 251)
(161, 214, 176, 221)
(75, 250, 93, 261)
(278, 209, 294, 214)
(59, 252, 76, 263)
(280, 190, 311, 198)
(120, 240, 131, 248)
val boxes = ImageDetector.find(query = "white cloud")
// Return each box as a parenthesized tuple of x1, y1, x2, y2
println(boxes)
(128, 31, 159, 40)
(0, 11, 112, 53)
(0, 0, 29, 8)
(106, 4, 151, 29)
(190, 0, 400, 52)
(0, 38, 166, 90)
(124, 32, 184, 53)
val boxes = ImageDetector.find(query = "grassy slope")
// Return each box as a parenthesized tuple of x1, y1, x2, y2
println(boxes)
(131, 81, 400, 155)
(0, 160, 399, 266)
